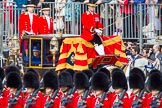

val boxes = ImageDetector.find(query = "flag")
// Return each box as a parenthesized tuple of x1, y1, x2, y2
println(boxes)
(56, 36, 128, 71)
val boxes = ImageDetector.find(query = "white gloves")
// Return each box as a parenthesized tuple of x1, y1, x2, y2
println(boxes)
(94, 29, 102, 36)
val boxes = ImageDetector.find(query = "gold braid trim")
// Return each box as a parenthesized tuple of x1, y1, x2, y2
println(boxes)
(114, 49, 127, 58)
(59, 42, 64, 53)
(56, 63, 89, 71)
(77, 42, 84, 53)
(73, 64, 89, 70)
(63, 38, 94, 48)
(103, 36, 121, 46)
(115, 61, 123, 67)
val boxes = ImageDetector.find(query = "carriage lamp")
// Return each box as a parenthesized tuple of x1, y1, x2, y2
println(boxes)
(12, 35, 20, 65)
(156, 35, 162, 43)
(50, 36, 58, 66)
(12, 35, 20, 52)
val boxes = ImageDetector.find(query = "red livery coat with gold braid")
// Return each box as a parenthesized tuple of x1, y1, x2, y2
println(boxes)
(56, 36, 128, 71)
(19, 12, 39, 36)
(38, 16, 54, 34)
(81, 11, 103, 41)
(18, 12, 39, 52)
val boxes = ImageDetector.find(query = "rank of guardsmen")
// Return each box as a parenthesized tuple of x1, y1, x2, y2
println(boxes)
(1, 66, 162, 108)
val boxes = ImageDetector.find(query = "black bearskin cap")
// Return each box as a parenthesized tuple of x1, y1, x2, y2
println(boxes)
(7, 72, 22, 89)
(74, 72, 89, 89)
(82, 69, 94, 80)
(112, 68, 122, 74)
(43, 70, 58, 90)
(97, 67, 110, 79)
(59, 71, 73, 88)
(64, 69, 75, 80)
(23, 72, 39, 89)
(0, 79, 2, 91)
(130, 68, 145, 81)
(0, 67, 4, 80)
(92, 72, 110, 92)
(129, 73, 145, 90)
(129, 68, 145, 90)
(27, 68, 39, 79)
(149, 69, 160, 76)
(5, 66, 20, 76)
(148, 72, 162, 91)
(112, 69, 127, 90)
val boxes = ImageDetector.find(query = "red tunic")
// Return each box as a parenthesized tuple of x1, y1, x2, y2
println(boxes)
(70, 91, 97, 108)
(81, 11, 103, 41)
(60, 91, 83, 108)
(144, 93, 162, 108)
(24, 91, 44, 108)
(0, 89, 8, 108)
(18, 12, 39, 52)
(1, 89, 10, 108)
(129, 92, 147, 108)
(67, 92, 79, 108)
(86, 92, 111, 108)
(110, 91, 131, 108)
(59, 89, 74, 108)
(6, 92, 25, 108)
(38, 15, 54, 34)
(43, 94, 61, 108)
(0, 96, 3, 108)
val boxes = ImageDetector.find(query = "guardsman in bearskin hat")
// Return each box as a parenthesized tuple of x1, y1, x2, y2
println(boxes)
(19, 1, 39, 52)
(59, 70, 73, 108)
(145, 70, 162, 107)
(81, 0, 105, 56)
(64, 69, 75, 79)
(26, 68, 39, 78)
(43, 70, 60, 108)
(129, 67, 146, 108)
(5, 66, 20, 76)
(96, 67, 110, 79)
(110, 68, 130, 108)
(23, 72, 43, 108)
(38, 3, 54, 34)
(74, 70, 94, 108)
(5, 72, 24, 108)
(87, 72, 111, 108)
(70, 72, 89, 108)
(1, 66, 21, 108)
(82, 69, 94, 80)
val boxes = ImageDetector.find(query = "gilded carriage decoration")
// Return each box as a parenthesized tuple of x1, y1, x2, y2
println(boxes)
(22, 35, 60, 69)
